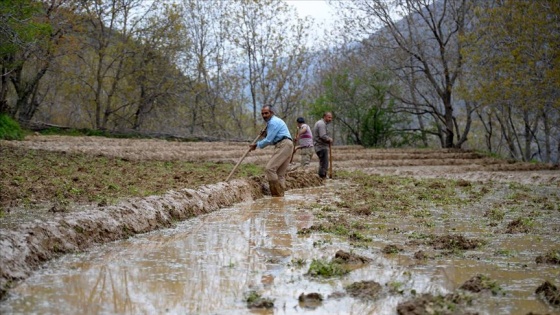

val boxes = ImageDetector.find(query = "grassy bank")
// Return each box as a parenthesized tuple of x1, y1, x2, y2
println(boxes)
(0, 144, 262, 215)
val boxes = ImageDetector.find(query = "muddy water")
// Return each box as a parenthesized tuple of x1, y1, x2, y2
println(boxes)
(0, 182, 559, 315)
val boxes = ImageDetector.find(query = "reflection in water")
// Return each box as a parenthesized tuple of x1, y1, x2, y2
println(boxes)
(1, 182, 559, 315)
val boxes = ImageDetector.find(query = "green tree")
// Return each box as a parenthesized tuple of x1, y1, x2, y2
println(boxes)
(0, 0, 64, 122)
(312, 59, 406, 147)
(462, 0, 560, 162)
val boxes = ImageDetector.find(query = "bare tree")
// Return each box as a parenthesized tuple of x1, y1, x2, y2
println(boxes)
(333, 0, 473, 148)
(180, 0, 239, 137)
(73, 0, 159, 130)
(130, 3, 188, 131)
(228, 0, 312, 132)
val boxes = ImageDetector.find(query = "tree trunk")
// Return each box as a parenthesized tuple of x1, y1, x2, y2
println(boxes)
(475, 107, 493, 152)
(496, 105, 518, 159)
(0, 61, 11, 115)
(16, 84, 42, 122)
(444, 94, 454, 148)
(542, 108, 551, 163)
(10, 62, 48, 123)
(454, 100, 472, 148)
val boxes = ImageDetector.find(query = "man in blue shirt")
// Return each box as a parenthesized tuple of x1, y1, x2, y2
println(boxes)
(249, 105, 293, 197)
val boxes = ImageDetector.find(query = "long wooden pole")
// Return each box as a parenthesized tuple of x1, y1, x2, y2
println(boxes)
(328, 142, 333, 178)
(289, 127, 298, 163)
(290, 147, 300, 164)
(225, 127, 266, 182)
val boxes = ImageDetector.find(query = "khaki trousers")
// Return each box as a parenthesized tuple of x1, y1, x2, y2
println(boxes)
(299, 147, 313, 168)
(265, 139, 294, 188)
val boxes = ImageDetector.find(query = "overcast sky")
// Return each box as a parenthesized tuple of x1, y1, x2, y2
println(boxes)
(285, 0, 336, 38)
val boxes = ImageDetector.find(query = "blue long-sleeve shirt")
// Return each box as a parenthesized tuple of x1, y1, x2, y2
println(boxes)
(256, 115, 292, 149)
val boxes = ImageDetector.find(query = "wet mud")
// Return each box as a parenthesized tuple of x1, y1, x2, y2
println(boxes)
(2, 180, 558, 314)
(1, 136, 560, 314)
(0, 165, 321, 300)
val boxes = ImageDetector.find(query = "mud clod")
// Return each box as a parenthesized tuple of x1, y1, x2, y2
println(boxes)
(396, 292, 476, 315)
(334, 250, 372, 265)
(298, 292, 323, 309)
(414, 250, 429, 260)
(535, 281, 560, 307)
(459, 274, 502, 295)
(505, 218, 532, 234)
(245, 290, 274, 309)
(535, 249, 560, 265)
(351, 205, 372, 216)
(345, 280, 382, 301)
(382, 244, 403, 254)
(429, 234, 485, 251)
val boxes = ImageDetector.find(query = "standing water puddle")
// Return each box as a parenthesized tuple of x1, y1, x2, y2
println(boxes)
(0, 181, 559, 314)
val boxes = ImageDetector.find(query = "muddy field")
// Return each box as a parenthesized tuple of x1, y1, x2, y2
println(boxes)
(1, 135, 560, 314)
(5, 134, 559, 184)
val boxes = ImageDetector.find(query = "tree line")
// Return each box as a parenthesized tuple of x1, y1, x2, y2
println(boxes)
(1, 0, 558, 163)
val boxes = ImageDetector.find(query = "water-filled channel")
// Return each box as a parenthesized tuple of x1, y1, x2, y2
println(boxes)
(0, 181, 558, 314)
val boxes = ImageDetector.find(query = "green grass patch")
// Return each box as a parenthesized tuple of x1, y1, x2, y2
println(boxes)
(306, 258, 350, 278)
(0, 114, 25, 140)
(1, 145, 262, 210)
(244, 291, 274, 309)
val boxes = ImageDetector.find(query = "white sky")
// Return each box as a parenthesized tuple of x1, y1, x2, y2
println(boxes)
(284, 0, 336, 37)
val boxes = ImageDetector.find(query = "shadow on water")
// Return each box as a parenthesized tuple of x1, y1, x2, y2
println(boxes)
(1, 181, 559, 315)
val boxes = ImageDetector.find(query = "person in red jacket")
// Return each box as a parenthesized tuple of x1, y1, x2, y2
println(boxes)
(294, 117, 314, 169)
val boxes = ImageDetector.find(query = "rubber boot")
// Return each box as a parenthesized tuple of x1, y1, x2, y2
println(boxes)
(274, 181, 285, 197)
(269, 180, 284, 197)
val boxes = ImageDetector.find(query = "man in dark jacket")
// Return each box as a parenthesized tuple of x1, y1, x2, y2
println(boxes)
(312, 112, 333, 179)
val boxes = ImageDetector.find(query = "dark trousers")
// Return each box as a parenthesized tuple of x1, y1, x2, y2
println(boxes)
(315, 148, 329, 178)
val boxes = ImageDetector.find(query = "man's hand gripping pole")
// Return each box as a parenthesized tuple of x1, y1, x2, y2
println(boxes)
(225, 127, 266, 182)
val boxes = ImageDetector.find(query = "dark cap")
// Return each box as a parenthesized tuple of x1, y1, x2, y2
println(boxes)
(296, 117, 305, 123)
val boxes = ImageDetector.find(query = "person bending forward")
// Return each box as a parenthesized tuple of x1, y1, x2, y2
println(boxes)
(295, 117, 314, 169)
(249, 105, 293, 197)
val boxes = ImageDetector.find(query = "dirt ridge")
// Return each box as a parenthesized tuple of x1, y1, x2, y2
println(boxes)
(0, 174, 322, 300)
